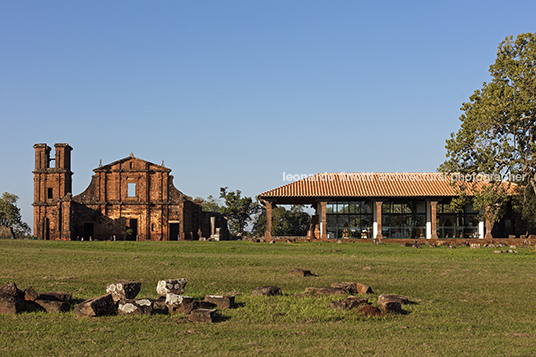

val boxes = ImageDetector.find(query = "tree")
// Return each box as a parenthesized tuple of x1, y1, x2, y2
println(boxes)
(0, 192, 31, 238)
(439, 33, 536, 225)
(195, 195, 223, 213)
(252, 205, 311, 237)
(218, 187, 260, 236)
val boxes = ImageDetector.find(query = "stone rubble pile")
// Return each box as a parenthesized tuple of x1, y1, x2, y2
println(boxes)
(0, 279, 236, 323)
(254, 272, 412, 317)
(0, 282, 72, 314)
(2, 271, 415, 321)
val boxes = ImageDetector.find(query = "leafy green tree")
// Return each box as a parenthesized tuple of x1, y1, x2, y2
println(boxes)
(253, 205, 311, 237)
(440, 33, 536, 225)
(0, 192, 30, 238)
(195, 195, 223, 213)
(218, 187, 260, 236)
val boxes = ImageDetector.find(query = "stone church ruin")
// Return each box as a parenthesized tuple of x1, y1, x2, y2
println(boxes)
(32, 143, 228, 241)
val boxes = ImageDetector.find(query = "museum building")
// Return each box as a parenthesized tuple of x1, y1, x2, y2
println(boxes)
(258, 172, 521, 240)
(32, 143, 228, 241)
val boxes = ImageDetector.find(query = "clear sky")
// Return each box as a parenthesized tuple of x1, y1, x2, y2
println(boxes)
(1, 0, 535, 231)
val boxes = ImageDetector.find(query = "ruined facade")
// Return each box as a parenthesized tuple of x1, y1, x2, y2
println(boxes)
(33, 143, 228, 241)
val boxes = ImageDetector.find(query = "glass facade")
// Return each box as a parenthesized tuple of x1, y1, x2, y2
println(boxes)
(436, 203, 479, 238)
(326, 201, 373, 239)
(381, 201, 426, 239)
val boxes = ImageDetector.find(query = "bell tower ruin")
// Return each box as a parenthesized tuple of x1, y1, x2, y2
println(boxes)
(32, 143, 73, 240)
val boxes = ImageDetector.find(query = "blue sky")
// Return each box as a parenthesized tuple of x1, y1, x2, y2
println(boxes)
(1, 0, 535, 230)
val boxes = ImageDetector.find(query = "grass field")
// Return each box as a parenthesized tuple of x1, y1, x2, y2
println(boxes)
(1, 239, 536, 356)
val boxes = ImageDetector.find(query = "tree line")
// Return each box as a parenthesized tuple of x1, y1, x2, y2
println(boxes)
(196, 187, 311, 237)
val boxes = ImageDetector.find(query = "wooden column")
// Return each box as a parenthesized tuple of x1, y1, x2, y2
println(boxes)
(375, 201, 383, 239)
(430, 201, 438, 239)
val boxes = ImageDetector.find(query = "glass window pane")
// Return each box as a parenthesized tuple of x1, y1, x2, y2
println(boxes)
(416, 201, 426, 213)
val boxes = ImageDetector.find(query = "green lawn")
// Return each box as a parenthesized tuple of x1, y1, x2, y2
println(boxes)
(1, 240, 535, 356)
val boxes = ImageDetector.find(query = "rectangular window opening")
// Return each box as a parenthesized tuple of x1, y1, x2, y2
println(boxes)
(47, 188, 53, 199)
(128, 183, 136, 197)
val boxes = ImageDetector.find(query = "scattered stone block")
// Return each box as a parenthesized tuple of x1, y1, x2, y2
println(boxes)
(38, 291, 72, 304)
(0, 282, 24, 314)
(252, 286, 282, 297)
(74, 294, 116, 317)
(356, 283, 374, 294)
(34, 299, 70, 313)
(152, 296, 169, 315)
(188, 309, 218, 323)
(0, 295, 25, 314)
(117, 298, 153, 316)
(288, 268, 314, 277)
(470, 244, 481, 249)
(378, 294, 410, 305)
(204, 295, 235, 309)
(194, 300, 217, 309)
(166, 294, 195, 315)
(304, 287, 347, 295)
(378, 300, 403, 313)
(329, 296, 368, 310)
(331, 282, 357, 294)
(357, 305, 384, 316)
(0, 282, 23, 297)
(106, 281, 141, 302)
(23, 287, 39, 302)
(156, 279, 188, 295)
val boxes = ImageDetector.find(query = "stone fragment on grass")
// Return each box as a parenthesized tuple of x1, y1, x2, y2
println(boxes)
(188, 309, 218, 323)
(357, 305, 384, 316)
(34, 299, 71, 313)
(0, 282, 23, 297)
(23, 287, 39, 302)
(74, 294, 116, 317)
(204, 295, 235, 309)
(166, 294, 195, 315)
(356, 283, 374, 294)
(117, 298, 153, 316)
(156, 279, 188, 295)
(377, 294, 410, 305)
(152, 296, 169, 315)
(252, 286, 282, 297)
(106, 281, 141, 302)
(329, 296, 368, 310)
(378, 300, 403, 313)
(288, 268, 314, 277)
(194, 300, 217, 309)
(0, 282, 24, 314)
(33, 291, 72, 312)
(331, 282, 357, 294)
(304, 287, 348, 295)
(38, 291, 72, 304)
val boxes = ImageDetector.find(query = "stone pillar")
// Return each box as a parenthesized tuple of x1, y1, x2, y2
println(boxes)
(430, 201, 438, 240)
(320, 201, 327, 240)
(375, 201, 383, 239)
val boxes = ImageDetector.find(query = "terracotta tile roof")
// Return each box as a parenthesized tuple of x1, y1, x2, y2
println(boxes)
(257, 172, 516, 200)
